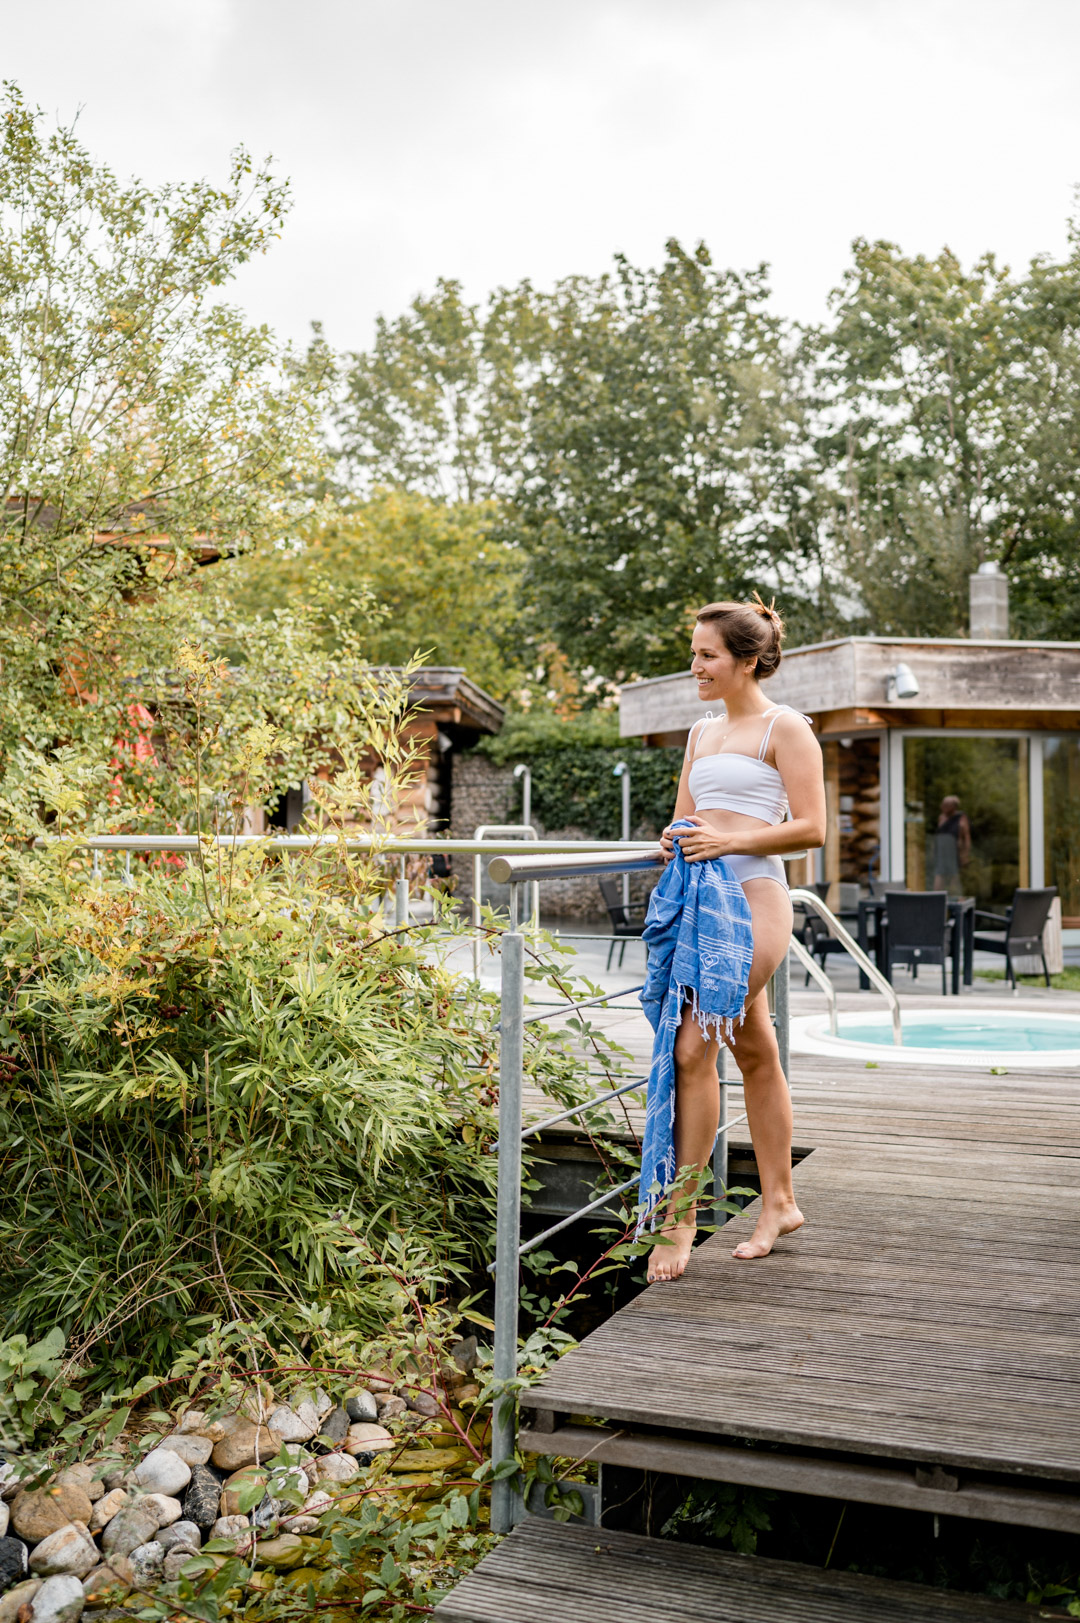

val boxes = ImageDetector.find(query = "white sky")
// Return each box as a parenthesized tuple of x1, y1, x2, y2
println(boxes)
(6, 0, 1080, 353)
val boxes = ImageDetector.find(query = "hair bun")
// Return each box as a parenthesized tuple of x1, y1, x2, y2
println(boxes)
(750, 591, 782, 627)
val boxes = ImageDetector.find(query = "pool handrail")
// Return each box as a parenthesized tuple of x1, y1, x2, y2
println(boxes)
(788, 887, 902, 1046)
(788, 932, 839, 1036)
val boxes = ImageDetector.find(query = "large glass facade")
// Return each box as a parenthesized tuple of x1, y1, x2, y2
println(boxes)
(1044, 737, 1080, 925)
(903, 737, 1026, 912)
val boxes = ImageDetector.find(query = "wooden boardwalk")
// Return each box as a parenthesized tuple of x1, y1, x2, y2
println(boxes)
(437, 1516, 1042, 1622)
(440, 989, 1080, 1617)
(520, 1022, 1080, 1524)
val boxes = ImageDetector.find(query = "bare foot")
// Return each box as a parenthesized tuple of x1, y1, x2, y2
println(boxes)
(648, 1222, 696, 1282)
(731, 1203, 805, 1260)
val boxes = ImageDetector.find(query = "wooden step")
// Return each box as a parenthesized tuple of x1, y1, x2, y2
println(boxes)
(433, 1516, 1043, 1623)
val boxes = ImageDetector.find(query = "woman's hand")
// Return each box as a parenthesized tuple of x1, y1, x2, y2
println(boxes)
(660, 824, 678, 863)
(671, 817, 734, 864)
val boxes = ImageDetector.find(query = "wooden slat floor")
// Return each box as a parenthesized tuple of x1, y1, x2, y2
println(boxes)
(433, 1517, 1042, 1623)
(521, 993, 1080, 1482)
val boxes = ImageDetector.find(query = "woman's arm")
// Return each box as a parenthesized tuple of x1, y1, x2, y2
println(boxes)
(659, 725, 703, 861)
(673, 714, 827, 863)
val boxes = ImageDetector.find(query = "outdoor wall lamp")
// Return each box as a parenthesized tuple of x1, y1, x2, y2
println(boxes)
(885, 661, 920, 702)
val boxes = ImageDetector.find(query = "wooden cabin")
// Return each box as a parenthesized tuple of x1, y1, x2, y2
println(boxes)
(266, 666, 504, 833)
(620, 635, 1080, 930)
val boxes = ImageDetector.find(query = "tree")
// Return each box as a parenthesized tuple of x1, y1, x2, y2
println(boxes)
(334, 277, 539, 504)
(508, 241, 826, 679)
(226, 489, 527, 700)
(814, 233, 1080, 638)
(336, 243, 836, 685)
(0, 83, 332, 824)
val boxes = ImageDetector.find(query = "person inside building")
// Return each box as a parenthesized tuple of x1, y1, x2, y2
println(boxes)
(932, 794, 971, 895)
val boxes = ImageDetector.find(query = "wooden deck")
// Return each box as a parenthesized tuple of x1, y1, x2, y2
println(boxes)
(443, 987, 1080, 1617)
(435, 1516, 1043, 1623)
(520, 1016, 1080, 1527)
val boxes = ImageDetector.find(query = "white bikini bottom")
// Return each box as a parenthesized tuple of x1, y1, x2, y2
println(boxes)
(725, 852, 788, 890)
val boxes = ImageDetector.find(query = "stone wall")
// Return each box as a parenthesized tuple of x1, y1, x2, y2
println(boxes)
(449, 753, 659, 920)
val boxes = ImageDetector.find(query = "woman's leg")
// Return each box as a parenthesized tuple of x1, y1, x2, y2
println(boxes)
(648, 877, 800, 1281)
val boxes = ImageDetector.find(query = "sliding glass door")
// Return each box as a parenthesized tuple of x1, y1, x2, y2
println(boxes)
(903, 736, 1026, 912)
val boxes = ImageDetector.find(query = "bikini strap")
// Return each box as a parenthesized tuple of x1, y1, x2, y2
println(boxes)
(757, 705, 813, 761)
(685, 713, 714, 763)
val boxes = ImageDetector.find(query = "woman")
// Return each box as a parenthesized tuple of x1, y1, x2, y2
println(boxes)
(649, 597, 826, 1280)
(932, 795, 971, 895)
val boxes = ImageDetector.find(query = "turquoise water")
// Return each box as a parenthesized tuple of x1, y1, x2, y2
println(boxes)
(839, 1015, 1080, 1053)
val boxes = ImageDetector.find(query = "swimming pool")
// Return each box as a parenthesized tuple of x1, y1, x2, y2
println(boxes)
(790, 1006, 1080, 1068)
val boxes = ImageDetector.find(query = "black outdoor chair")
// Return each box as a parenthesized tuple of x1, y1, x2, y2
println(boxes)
(881, 891, 954, 994)
(973, 886, 1057, 988)
(799, 882, 859, 983)
(598, 878, 647, 970)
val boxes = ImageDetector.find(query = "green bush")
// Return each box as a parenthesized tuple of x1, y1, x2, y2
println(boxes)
(476, 710, 683, 838)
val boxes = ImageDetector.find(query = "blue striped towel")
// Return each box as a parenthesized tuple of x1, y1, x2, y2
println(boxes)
(637, 822, 754, 1231)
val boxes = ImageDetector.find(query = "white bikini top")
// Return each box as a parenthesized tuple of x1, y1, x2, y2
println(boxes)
(686, 706, 808, 825)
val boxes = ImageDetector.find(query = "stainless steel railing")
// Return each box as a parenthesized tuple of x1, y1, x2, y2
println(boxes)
(789, 888, 902, 1045)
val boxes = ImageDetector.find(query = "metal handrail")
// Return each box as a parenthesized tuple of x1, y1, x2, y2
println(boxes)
(474, 825, 539, 974)
(789, 888, 902, 1045)
(788, 933, 838, 1037)
(41, 833, 657, 856)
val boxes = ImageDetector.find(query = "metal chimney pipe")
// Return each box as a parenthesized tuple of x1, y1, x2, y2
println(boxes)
(970, 562, 1009, 639)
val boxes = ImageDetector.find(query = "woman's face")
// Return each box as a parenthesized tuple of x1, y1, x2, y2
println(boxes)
(690, 623, 755, 702)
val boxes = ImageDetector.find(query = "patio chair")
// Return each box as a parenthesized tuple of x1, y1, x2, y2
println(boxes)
(598, 878, 646, 970)
(882, 891, 955, 994)
(797, 881, 860, 983)
(973, 887, 1057, 988)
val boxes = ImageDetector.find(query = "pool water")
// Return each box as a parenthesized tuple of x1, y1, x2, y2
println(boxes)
(791, 1005, 1080, 1067)
(839, 1013, 1080, 1053)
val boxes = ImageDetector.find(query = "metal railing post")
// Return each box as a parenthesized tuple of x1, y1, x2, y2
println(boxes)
(491, 925, 525, 1535)
(711, 1043, 728, 1223)
(395, 855, 408, 927)
(774, 951, 790, 1086)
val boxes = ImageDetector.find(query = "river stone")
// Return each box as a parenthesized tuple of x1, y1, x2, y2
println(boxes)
(210, 1422, 279, 1474)
(403, 1389, 440, 1418)
(133, 1450, 190, 1498)
(344, 1391, 378, 1424)
(265, 1402, 317, 1445)
(175, 1409, 206, 1436)
(81, 1559, 133, 1607)
(317, 1408, 348, 1446)
(375, 1396, 407, 1422)
(100, 1501, 159, 1560)
(156, 1435, 212, 1469)
(128, 1544, 163, 1588)
(311, 1454, 359, 1486)
(0, 1536, 28, 1591)
(343, 1424, 393, 1458)
(218, 1467, 283, 1522)
(29, 1574, 85, 1623)
(0, 1505, 6, 1540)
(87, 1492, 127, 1535)
(180, 1468, 220, 1536)
(12, 1486, 93, 1546)
(141, 1495, 182, 1531)
(0, 1581, 40, 1623)
(209, 1516, 250, 1554)
(28, 1525, 97, 1580)
(250, 1535, 306, 1571)
(162, 1547, 200, 1582)
(51, 1472, 101, 1509)
(157, 1521, 201, 1554)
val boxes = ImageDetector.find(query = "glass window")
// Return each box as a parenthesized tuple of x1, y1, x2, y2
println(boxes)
(1044, 736, 1080, 926)
(903, 737, 1024, 911)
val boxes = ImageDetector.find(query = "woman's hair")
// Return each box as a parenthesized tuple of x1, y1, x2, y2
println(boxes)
(694, 592, 785, 679)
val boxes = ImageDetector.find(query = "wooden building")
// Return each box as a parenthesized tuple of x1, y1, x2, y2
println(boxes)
(267, 665, 504, 833)
(619, 635, 1080, 927)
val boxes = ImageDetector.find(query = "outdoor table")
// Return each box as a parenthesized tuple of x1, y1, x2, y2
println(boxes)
(856, 895, 975, 994)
